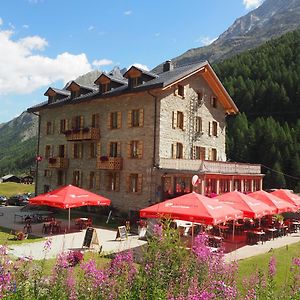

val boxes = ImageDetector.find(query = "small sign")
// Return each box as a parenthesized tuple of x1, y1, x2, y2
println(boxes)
(115, 226, 127, 240)
(82, 227, 101, 250)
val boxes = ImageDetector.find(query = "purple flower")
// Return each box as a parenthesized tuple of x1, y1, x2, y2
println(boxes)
(268, 256, 276, 277)
(292, 258, 300, 267)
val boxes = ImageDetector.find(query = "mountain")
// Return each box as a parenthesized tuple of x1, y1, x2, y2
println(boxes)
(0, 111, 38, 176)
(153, 0, 300, 72)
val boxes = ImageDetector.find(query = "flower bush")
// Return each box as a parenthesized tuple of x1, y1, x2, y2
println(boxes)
(0, 225, 300, 299)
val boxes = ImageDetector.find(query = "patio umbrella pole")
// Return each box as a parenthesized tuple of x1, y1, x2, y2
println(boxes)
(232, 221, 235, 241)
(191, 222, 194, 249)
(68, 208, 71, 230)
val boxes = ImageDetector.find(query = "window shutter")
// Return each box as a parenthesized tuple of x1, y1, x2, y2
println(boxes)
(107, 113, 111, 129)
(127, 142, 131, 158)
(88, 143, 91, 159)
(139, 109, 144, 127)
(97, 142, 101, 157)
(65, 119, 69, 130)
(52, 121, 55, 134)
(171, 143, 176, 159)
(182, 113, 186, 131)
(117, 142, 121, 156)
(117, 112, 122, 128)
(51, 145, 54, 157)
(80, 171, 83, 187)
(71, 144, 75, 159)
(172, 111, 177, 129)
(208, 121, 212, 136)
(208, 148, 212, 160)
(137, 141, 143, 159)
(96, 172, 101, 189)
(115, 173, 120, 191)
(79, 144, 83, 159)
(80, 116, 84, 128)
(126, 174, 130, 192)
(137, 174, 143, 193)
(127, 110, 132, 128)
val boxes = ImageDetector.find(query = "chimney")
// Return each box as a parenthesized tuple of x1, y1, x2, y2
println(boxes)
(163, 60, 173, 72)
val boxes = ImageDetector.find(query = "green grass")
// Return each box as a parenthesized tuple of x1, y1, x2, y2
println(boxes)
(238, 241, 300, 294)
(0, 225, 44, 246)
(0, 182, 35, 197)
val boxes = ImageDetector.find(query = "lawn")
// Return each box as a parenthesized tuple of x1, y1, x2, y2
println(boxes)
(0, 225, 44, 246)
(238, 241, 300, 294)
(0, 182, 35, 197)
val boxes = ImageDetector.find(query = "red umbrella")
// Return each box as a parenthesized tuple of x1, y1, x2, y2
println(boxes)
(249, 190, 297, 214)
(140, 192, 243, 225)
(270, 189, 300, 208)
(215, 190, 276, 219)
(29, 185, 111, 229)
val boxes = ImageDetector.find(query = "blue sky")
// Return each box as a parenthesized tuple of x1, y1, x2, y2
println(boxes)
(0, 0, 263, 123)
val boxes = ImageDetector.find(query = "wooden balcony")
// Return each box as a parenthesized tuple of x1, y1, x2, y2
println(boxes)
(48, 157, 69, 169)
(159, 158, 261, 174)
(65, 127, 100, 141)
(96, 157, 123, 170)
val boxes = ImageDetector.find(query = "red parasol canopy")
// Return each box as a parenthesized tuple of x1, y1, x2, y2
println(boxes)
(140, 192, 243, 225)
(270, 189, 300, 208)
(29, 184, 111, 208)
(29, 185, 111, 229)
(215, 190, 276, 219)
(249, 190, 297, 214)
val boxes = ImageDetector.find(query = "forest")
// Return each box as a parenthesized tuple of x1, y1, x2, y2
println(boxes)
(214, 29, 300, 191)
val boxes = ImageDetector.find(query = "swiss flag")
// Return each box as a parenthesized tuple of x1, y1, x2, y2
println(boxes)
(36, 155, 43, 162)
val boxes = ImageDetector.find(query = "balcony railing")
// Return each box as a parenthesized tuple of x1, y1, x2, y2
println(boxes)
(96, 156, 123, 170)
(48, 157, 69, 169)
(159, 158, 261, 174)
(64, 127, 100, 141)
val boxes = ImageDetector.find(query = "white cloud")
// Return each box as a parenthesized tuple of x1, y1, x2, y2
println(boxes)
(22, 24, 29, 29)
(243, 0, 264, 9)
(124, 10, 132, 16)
(92, 58, 113, 67)
(0, 30, 92, 95)
(196, 36, 217, 46)
(131, 63, 149, 71)
(88, 25, 95, 31)
(0, 18, 3, 26)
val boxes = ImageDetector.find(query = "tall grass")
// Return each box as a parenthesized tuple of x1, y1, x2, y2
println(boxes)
(0, 182, 35, 197)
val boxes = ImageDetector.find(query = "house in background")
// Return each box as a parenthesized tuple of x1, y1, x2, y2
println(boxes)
(27, 60, 264, 217)
(20, 175, 34, 184)
(1, 174, 21, 183)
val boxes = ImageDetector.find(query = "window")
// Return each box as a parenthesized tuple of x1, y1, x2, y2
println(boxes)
(60, 119, 67, 133)
(110, 142, 119, 157)
(172, 142, 183, 159)
(73, 170, 81, 187)
(212, 121, 218, 137)
(89, 171, 95, 189)
(58, 145, 66, 158)
(107, 172, 120, 191)
(129, 77, 139, 88)
(57, 170, 64, 186)
(48, 95, 56, 103)
(71, 90, 79, 99)
(127, 173, 142, 193)
(44, 169, 52, 177)
(195, 117, 202, 133)
(128, 140, 143, 159)
(45, 145, 51, 159)
(128, 109, 143, 128)
(211, 148, 217, 161)
(110, 112, 121, 129)
(72, 115, 83, 130)
(211, 96, 217, 108)
(89, 142, 97, 158)
(195, 146, 205, 160)
(46, 122, 52, 135)
(100, 82, 110, 93)
(92, 113, 99, 128)
(177, 112, 184, 129)
(178, 84, 185, 97)
(73, 143, 83, 159)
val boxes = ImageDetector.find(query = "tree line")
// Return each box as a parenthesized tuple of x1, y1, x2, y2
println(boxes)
(214, 29, 300, 191)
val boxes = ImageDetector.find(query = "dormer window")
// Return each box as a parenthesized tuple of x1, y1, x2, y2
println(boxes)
(71, 90, 79, 99)
(211, 96, 217, 108)
(100, 82, 110, 93)
(48, 95, 56, 103)
(178, 85, 185, 97)
(128, 76, 139, 89)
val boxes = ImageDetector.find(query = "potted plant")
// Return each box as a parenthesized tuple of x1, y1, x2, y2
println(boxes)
(100, 156, 109, 162)
(72, 128, 81, 133)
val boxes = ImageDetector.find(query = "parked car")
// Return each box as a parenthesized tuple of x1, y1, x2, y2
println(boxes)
(0, 195, 7, 205)
(7, 195, 28, 206)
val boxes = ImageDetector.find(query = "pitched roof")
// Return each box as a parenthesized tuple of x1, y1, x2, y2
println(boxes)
(27, 60, 238, 114)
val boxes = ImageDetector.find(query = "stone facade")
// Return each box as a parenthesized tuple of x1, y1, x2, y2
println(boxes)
(30, 61, 264, 217)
